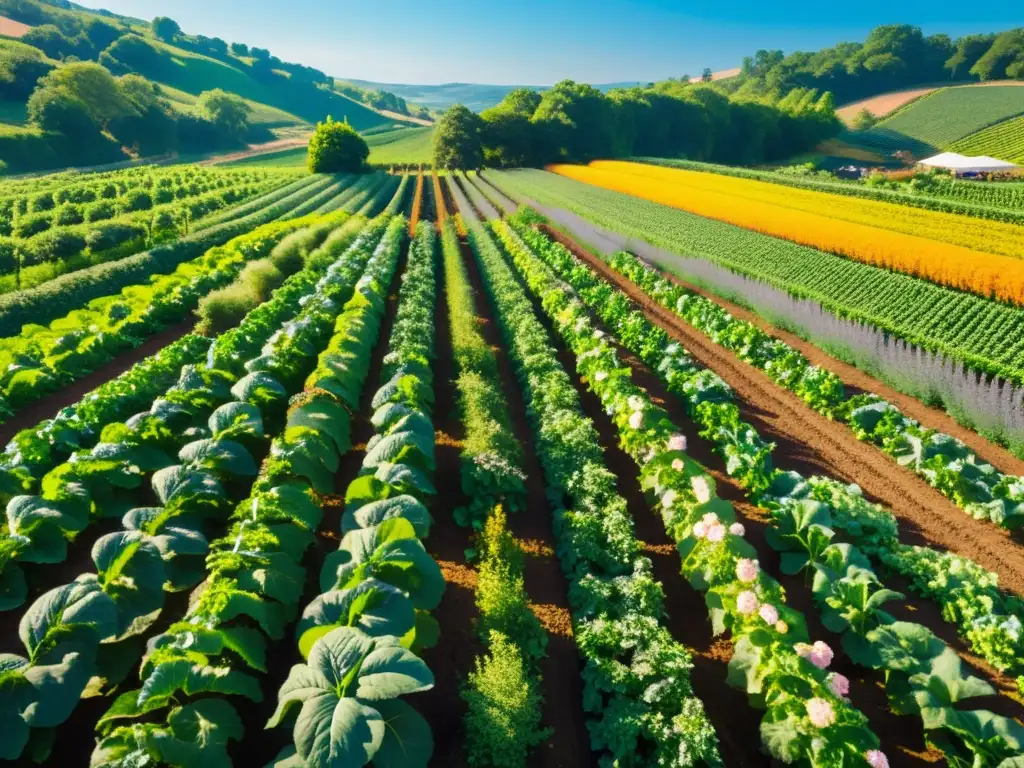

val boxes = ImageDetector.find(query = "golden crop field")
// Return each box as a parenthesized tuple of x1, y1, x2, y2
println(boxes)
(550, 161, 1024, 305)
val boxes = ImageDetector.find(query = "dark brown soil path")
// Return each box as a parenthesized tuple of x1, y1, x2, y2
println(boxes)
(416, 233, 479, 766)
(540, 225, 1024, 599)
(409, 173, 424, 234)
(0, 320, 195, 447)
(459, 237, 595, 768)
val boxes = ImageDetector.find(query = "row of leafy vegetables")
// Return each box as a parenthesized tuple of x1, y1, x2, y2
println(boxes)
(265, 220, 442, 767)
(0, 209, 405, 763)
(571, 227, 1024, 686)
(598, 246, 1024, 532)
(494, 215, 1024, 766)
(446, 178, 725, 767)
(0, 176, 339, 425)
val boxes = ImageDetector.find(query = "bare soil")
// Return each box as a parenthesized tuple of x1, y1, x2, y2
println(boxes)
(541, 225, 1024, 600)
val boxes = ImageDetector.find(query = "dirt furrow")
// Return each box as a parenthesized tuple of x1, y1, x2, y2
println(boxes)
(460, 238, 594, 768)
(541, 226, 1024, 598)
(417, 233, 478, 766)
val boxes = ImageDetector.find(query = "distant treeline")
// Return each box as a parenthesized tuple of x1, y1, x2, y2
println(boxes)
(702, 24, 1024, 106)
(433, 81, 840, 169)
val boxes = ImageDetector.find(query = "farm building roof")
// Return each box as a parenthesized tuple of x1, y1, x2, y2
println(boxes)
(918, 151, 1019, 172)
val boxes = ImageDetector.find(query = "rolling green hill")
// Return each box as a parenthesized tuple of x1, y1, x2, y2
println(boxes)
(364, 125, 433, 165)
(950, 114, 1024, 162)
(841, 84, 1024, 158)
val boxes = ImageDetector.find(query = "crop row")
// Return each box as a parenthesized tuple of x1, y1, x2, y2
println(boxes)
(497, 218, 1024, 764)
(951, 116, 1024, 165)
(552, 161, 1024, 305)
(638, 157, 1024, 223)
(486, 168, 1024, 387)
(436, 214, 544, 761)
(447, 179, 724, 767)
(487, 215, 884, 765)
(266, 219, 434, 767)
(0, 210, 313, 425)
(0, 175, 372, 426)
(595, 246, 1024, 530)
(617, 160, 1024, 264)
(0, 175, 334, 338)
(0, 213, 399, 763)
(94, 215, 407, 767)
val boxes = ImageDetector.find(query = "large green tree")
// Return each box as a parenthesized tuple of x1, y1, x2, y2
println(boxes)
(151, 17, 181, 42)
(307, 117, 369, 173)
(28, 62, 134, 128)
(199, 88, 252, 143)
(433, 104, 484, 169)
(532, 80, 617, 162)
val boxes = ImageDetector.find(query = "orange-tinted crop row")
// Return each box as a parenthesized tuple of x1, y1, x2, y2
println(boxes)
(549, 161, 1024, 306)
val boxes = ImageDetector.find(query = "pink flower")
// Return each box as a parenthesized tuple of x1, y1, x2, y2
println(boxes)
(628, 411, 644, 430)
(729, 522, 745, 537)
(759, 604, 779, 624)
(595, 371, 608, 382)
(810, 641, 834, 670)
(865, 751, 889, 768)
(806, 698, 835, 729)
(662, 490, 678, 509)
(692, 522, 708, 538)
(667, 434, 687, 451)
(736, 558, 760, 583)
(706, 523, 726, 542)
(691, 476, 712, 503)
(797, 641, 834, 670)
(775, 620, 789, 634)
(671, 458, 684, 471)
(736, 591, 758, 615)
(701, 512, 719, 526)
(828, 672, 850, 699)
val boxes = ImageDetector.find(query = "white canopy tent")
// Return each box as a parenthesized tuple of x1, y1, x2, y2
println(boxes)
(918, 152, 1019, 174)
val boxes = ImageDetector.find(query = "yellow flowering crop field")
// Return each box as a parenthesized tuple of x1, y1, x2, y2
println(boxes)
(549, 160, 1024, 306)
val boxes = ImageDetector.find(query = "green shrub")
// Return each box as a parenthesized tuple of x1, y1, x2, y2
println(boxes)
(29, 230, 87, 264)
(55, 203, 84, 226)
(123, 190, 153, 212)
(307, 116, 369, 173)
(85, 222, 147, 253)
(86, 200, 116, 222)
(195, 283, 257, 336)
(475, 507, 547, 660)
(29, 192, 55, 213)
(238, 258, 284, 301)
(14, 213, 52, 238)
(462, 631, 549, 768)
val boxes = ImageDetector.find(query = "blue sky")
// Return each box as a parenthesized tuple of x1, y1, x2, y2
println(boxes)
(76, 0, 1022, 85)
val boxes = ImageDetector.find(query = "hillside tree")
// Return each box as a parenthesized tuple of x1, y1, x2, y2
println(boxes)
(433, 104, 484, 169)
(199, 88, 252, 143)
(307, 116, 369, 173)
(29, 62, 134, 128)
(151, 17, 181, 42)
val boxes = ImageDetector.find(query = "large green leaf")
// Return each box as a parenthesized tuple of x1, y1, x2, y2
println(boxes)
(0, 654, 34, 760)
(297, 579, 416, 658)
(323, 520, 443, 610)
(7, 495, 85, 537)
(20, 578, 117, 658)
(208, 402, 263, 440)
(363, 432, 435, 473)
(288, 399, 352, 456)
(178, 439, 258, 476)
(22, 650, 92, 728)
(152, 699, 244, 768)
(342, 495, 432, 538)
(371, 698, 433, 767)
(152, 466, 226, 507)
